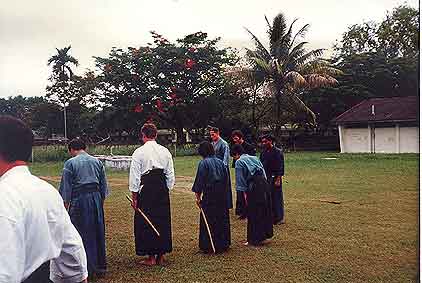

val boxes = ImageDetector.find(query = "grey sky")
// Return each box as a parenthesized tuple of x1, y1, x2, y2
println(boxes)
(0, 0, 418, 98)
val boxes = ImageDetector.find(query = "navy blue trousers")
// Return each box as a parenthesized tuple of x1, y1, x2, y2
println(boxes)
(69, 184, 107, 275)
(271, 181, 284, 223)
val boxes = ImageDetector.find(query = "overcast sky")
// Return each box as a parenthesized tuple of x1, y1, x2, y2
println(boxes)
(0, 0, 418, 98)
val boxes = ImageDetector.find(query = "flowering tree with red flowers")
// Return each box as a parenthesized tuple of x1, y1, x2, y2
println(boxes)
(94, 31, 237, 143)
(93, 45, 158, 136)
(148, 31, 237, 143)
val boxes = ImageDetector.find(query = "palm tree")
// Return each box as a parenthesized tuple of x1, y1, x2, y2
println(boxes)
(234, 13, 342, 137)
(47, 46, 79, 140)
(47, 46, 79, 81)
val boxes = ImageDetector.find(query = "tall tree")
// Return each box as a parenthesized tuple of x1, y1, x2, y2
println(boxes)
(334, 5, 419, 58)
(235, 13, 341, 138)
(150, 31, 237, 143)
(93, 45, 157, 137)
(46, 45, 80, 139)
(47, 46, 79, 81)
(94, 32, 237, 143)
(305, 4, 419, 130)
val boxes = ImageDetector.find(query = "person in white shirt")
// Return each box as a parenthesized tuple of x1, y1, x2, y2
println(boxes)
(129, 123, 175, 266)
(0, 115, 88, 283)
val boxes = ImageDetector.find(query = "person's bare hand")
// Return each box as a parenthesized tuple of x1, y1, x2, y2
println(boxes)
(274, 176, 282, 187)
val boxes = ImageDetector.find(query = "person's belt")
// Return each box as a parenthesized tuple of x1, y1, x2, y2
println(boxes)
(22, 261, 50, 283)
(71, 183, 99, 198)
(142, 168, 164, 176)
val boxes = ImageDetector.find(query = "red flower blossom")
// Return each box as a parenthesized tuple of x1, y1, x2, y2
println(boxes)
(156, 99, 164, 112)
(188, 47, 196, 52)
(133, 104, 143, 113)
(185, 59, 195, 69)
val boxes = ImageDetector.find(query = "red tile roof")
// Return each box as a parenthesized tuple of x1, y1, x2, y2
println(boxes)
(332, 96, 419, 124)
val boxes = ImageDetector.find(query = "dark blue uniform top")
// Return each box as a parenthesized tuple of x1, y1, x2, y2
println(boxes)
(260, 146, 284, 178)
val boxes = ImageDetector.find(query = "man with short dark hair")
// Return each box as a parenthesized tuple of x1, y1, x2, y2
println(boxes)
(209, 127, 233, 209)
(59, 138, 109, 279)
(231, 130, 256, 156)
(231, 130, 256, 219)
(129, 123, 175, 266)
(260, 134, 285, 225)
(232, 144, 273, 246)
(0, 115, 88, 283)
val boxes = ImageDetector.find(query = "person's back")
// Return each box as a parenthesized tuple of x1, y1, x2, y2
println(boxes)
(232, 144, 273, 246)
(199, 157, 227, 184)
(192, 142, 230, 253)
(0, 115, 87, 283)
(236, 154, 266, 182)
(59, 139, 109, 279)
(196, 156, 228, 206)
(66, 153, 104, 187)
(0, 166, 87, 283)
(129, 123, 175, 266)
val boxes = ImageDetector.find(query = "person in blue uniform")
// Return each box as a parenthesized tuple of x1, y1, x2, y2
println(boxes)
(232, 144, 273, 246)
(59, 138, 109, 279)
(209, 127, 233, 209)
(231, 130, 256, 219)
(192, 141, 231, 253)
(259, 134, 285, 225)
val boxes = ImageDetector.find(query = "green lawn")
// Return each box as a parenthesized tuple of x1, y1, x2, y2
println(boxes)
(30, 152, 419, 283)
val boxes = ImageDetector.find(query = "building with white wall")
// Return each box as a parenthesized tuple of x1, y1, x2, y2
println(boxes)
(332, 96, 419, 153)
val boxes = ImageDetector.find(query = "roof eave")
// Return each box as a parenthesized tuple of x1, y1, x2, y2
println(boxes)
(333, 119, 418, 125)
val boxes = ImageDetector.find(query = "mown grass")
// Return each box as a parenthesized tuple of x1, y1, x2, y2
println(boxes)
(30, 152, 419, 283)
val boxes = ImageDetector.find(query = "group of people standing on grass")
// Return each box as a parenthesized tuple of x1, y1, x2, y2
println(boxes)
(125, 124, 286, 265)
(195, 127, 285, 253)
(0, 115, 285, 283)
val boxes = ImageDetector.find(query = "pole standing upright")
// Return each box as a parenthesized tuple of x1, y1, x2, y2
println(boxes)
(63, 104, 67, 140)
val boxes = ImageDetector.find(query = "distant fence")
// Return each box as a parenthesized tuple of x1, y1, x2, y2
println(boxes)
(31, 135, 340, 162)
(31, 143, 198, 162)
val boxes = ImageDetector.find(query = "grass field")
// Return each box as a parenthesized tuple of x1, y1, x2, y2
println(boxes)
(30, 152, 419, 283)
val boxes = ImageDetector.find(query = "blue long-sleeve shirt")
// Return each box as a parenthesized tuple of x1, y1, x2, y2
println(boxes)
(213, 137, 230, 167)
(59, 152, 109, 202)
(235, 154, 266, 192)
(192, 156, 228, 194)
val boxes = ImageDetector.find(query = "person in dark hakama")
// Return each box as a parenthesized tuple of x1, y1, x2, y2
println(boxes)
(232, 144, 273, 246)
(259, 134, 285, 225)
(209, 127, 233, 209)
(129, 123, 175, 266)
(59, 138, 109, 278)
(231, 130, 256, 220)
(192, 141, 231, 253)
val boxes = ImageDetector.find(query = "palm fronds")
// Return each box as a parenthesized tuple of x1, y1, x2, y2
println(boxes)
(239, 12, 341, 126)
(244, 28, 271, 62)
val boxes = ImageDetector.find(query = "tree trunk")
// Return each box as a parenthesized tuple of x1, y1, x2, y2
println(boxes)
(251, 86, 258, 139)
(176, 126, 186, 145)
(274, 89, 282, 144)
